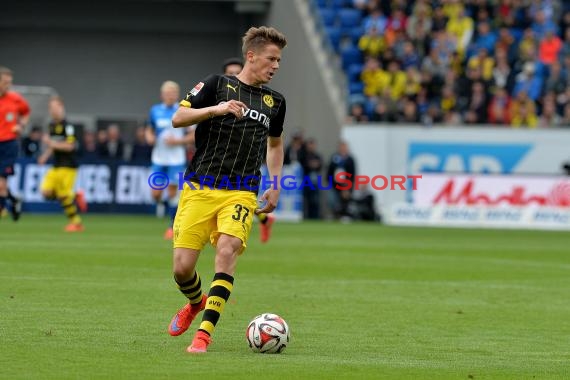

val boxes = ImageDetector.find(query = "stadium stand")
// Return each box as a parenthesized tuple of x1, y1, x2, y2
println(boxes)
(312, 0, 570, 127)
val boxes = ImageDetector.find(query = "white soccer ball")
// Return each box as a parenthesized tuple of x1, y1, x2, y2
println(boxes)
(246, 313, 290, 354)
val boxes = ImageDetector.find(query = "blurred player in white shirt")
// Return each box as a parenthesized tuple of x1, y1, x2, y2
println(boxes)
(146, 81, 194, 239)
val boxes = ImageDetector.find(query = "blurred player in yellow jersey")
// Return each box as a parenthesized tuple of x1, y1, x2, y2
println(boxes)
(38, 96, 87, 232)
(222, 57, 276, 243)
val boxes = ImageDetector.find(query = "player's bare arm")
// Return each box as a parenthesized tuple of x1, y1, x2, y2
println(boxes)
(144, 126, 156, 146)
(39, 131, 75, 154)
(172, 99, 248, 128)
(11, 114, 29, 135)
(165, 126, 195, 146)
(49, 140, 75, 152)
(256, 135, 283, 215)
(37, 136, 53, 165)
(11, 124, 23, 135)
(37, 148, 52, 165)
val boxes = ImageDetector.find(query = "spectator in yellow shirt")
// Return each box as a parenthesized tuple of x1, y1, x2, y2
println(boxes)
(467, 48, 495, 81)
(360, 57, 387, 97)
(403, 67, 422, 98)
(446, 6, 474, 55)
(510, 91, 538, 128)
(442, 0, 463, 20)
(358, 26, 386, 58)
(518, 28, 538, 63)
(381, 60, 407, 100)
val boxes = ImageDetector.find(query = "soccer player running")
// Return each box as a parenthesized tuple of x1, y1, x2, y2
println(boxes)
(38, 96, 87, 231)
(0, 66, 30, 221)
(167, 26, 287, 353)
(222, 57, 276, 243)
(146, 81, 194, 239)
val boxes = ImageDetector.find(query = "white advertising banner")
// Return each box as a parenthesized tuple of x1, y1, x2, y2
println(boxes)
(390, 174, 570, 230)
(342, 125, 570, 230)
(389, 203, 570, 230)
(412, 174, 570, 208)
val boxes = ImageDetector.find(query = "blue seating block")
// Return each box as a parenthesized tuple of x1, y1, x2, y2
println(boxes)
(325, 26, 342, 52)
(349, 81, 365, 95)
(340, 45, 363, 70)
(347, 63, 364, 82)
(338, 8, 362, 29)
(332, 0, 352, 8)
(319, 8, 337, 27)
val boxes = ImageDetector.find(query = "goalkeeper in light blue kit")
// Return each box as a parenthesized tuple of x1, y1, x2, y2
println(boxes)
(146, 80, 194, 239)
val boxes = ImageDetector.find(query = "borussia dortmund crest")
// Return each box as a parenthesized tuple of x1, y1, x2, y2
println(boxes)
(263, 94, 274, 108)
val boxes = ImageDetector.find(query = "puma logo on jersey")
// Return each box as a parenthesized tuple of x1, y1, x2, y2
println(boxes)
(227, 83, 237, 93)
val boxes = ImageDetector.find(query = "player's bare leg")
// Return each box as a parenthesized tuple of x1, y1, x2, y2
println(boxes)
(0, 178, 7, 219)
(169, 247, 206, 336)
(40, 188, 83, 232)
(151, 188, 166, 227)
(164, 185, 178, 240)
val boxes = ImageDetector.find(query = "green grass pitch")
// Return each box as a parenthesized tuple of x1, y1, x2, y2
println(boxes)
(1, 215, 569, 379)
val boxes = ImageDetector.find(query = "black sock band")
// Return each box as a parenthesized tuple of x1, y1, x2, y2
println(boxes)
(176, 271, 203, 305)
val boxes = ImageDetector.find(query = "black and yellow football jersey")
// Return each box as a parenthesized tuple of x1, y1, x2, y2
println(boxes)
(180, 74, 286, 191)
(48, 120, 78, 168)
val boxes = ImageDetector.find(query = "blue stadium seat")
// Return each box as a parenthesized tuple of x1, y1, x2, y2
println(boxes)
(364, 98, 377, 117)
(325, 26, 342, 52)
(332, 0, 352, 9)
(349, 81, 365, 95)
(319, 8, 337, 27)
(339, 8, 362, 37)
(314, 0, 329, 9)
(347, 63, 364, 82)
(349, 26, 365, 45)
(338, 8, 362, 29)
(349, 93, 367, 106)
(340, 45, 363, 71)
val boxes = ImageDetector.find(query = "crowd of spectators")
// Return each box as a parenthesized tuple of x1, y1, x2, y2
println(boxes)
(319, 0, 570, 127)
(283, 132, 379, 221)
(283, 131, 325, 219)
(21, 123, 153, 164)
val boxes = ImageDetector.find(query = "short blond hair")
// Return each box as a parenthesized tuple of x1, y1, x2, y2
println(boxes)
(50, 95, 65, 105)
(161, 80, 180, 92)
(241, 26, 287, 57)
